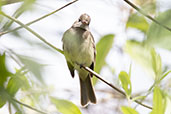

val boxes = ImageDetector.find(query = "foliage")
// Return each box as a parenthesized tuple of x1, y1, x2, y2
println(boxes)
(50, 97, 82, 114)
(124, 7, 171, 114)
(150, 86, 166, 114)
(0, 53, 11, 86)
(126, 13, 149, 33)
(145, 9, 171, 50)
(93, 34, 115, 84)
(119, 71, 132, 97)
(0, 0, 171, 114)
(121, 106, 139, 114)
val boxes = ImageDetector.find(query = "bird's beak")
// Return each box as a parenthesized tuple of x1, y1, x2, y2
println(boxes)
(82, 20, 88, 25)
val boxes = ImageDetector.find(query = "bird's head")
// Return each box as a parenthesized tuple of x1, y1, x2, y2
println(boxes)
(78, 13, 91, 25)
(72, 13, 91, 30)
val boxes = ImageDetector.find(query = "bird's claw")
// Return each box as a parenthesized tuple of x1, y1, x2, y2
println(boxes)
(80, 64, 83, 69)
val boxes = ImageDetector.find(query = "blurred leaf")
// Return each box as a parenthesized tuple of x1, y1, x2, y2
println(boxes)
(160, 70, 171, 82)
(0, 53, 11, 86)
(0, 87, 7, 108)
(0, 87, 23, 113)
(125, 40, 163, 79)
(10, 101, 23, 114)
(1, 0, 23, 6)
(125, 40, 155, 77)
(50, 97, 81, 114)
(1, 86, 24, 113)
(2, 0, 35, 30)
(0, 86, 24, 113)
(151, 48, 162, 80)
(128, 64, 132, 78)
(121, 106, 139, 114)
(126, 13, 149, 33)
(0, 0, 2, 12)
(119, 71, 132, 97)
(93, 34, 115, 84)
(151, 86, 166, 114)
(131, 96, 146, 101)
(17, 55, 44, 83)
(165, 97, 171, 114)
(95, 34, 115, 73)
(15, 112, 20, 114)
(145, 10, 171, 50)
(7, 69, 30, 96)
(134, 0, 156, 14)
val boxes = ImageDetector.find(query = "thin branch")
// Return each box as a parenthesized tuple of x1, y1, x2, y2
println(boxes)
(0, 11, 64, 54)
(159, 70, 171, 82)
(1, 0, 23, 5)
(81, 66, 153, 110)
(135, 70, 171, 108)
(122, 0, 171, 32)
(0, 0, 153, 110)
(5, 50, 23, 67)
(8, 103, 12, 114)
(12, 98, 47, 114)
(0, 87, 46, 114)
(83, 66, 126, 96)
(0, 0, 78, 36)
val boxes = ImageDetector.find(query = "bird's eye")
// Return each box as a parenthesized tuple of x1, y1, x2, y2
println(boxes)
(78, 19, 81, 22)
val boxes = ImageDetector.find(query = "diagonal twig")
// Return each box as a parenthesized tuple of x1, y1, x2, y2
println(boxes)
(0, 0, 78, 36)
(0, 0, 153, 110)
(1, 0, 23, 6)
(81, 66, 153, 110)
(0, 11, 64, 54)
(12, 98, 47, 114)
(122, 0, 171, 32)
(135, 70, 171, 108)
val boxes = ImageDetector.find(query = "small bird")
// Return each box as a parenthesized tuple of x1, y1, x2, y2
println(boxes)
(62, 13, 96, 106)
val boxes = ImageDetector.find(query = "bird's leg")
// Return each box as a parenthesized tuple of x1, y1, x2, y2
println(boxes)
(80, 64, 83, 69)
(75, 62, 84, 69)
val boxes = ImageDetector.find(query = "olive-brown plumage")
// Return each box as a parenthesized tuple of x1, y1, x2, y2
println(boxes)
(62, 13, 96, 106)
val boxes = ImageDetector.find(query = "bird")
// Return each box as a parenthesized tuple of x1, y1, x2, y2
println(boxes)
(62, 13, 96, 106)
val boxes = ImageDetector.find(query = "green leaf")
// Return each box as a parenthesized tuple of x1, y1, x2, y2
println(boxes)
(125, 40, 163, 79)
(0, 87, 7, 108)
(50, 97, 81, 114)
(165, 96, 171, 114)
(0, 87, 23, 113)
(17, 55, 44, 83)
(151, 86, 166, 114)
(134, 0, 156, 14)
(15, 112, 21, 114)
(131, 96, 146, 101)
(159, 70, 171, 82)
(126, 13, 149, 33)
(121, 106, 139, 114)
(0, 53, 11, 86)
(6, 69, 30, 96)
(145, 9, 171, 50)
(128, 64, 132, 78)
(0, 0, 24, 5)
(150, 48, 162, 80)
(2, 0, 35, 31)
(125, 40, 155, 78)
(119, 71, 132, 97)
(93, 34, 115, 84)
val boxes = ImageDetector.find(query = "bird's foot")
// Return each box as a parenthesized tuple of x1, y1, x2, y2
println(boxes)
(75, 62, 83, 69)
(80, 64, 83, 69)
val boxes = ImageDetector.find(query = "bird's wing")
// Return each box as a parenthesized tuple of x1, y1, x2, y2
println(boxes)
(62, 29, 75, 78)
(66, 60, 75, 78)
(86, 31, 96, 77)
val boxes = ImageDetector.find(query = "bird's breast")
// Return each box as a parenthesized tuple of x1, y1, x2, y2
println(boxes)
(63, 28, 94, 67)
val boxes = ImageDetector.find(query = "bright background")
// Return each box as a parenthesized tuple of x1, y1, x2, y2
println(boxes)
(0, 0, 171, 114)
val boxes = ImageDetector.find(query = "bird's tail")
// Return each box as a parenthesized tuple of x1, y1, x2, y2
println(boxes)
(79, 74, 96, 106)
